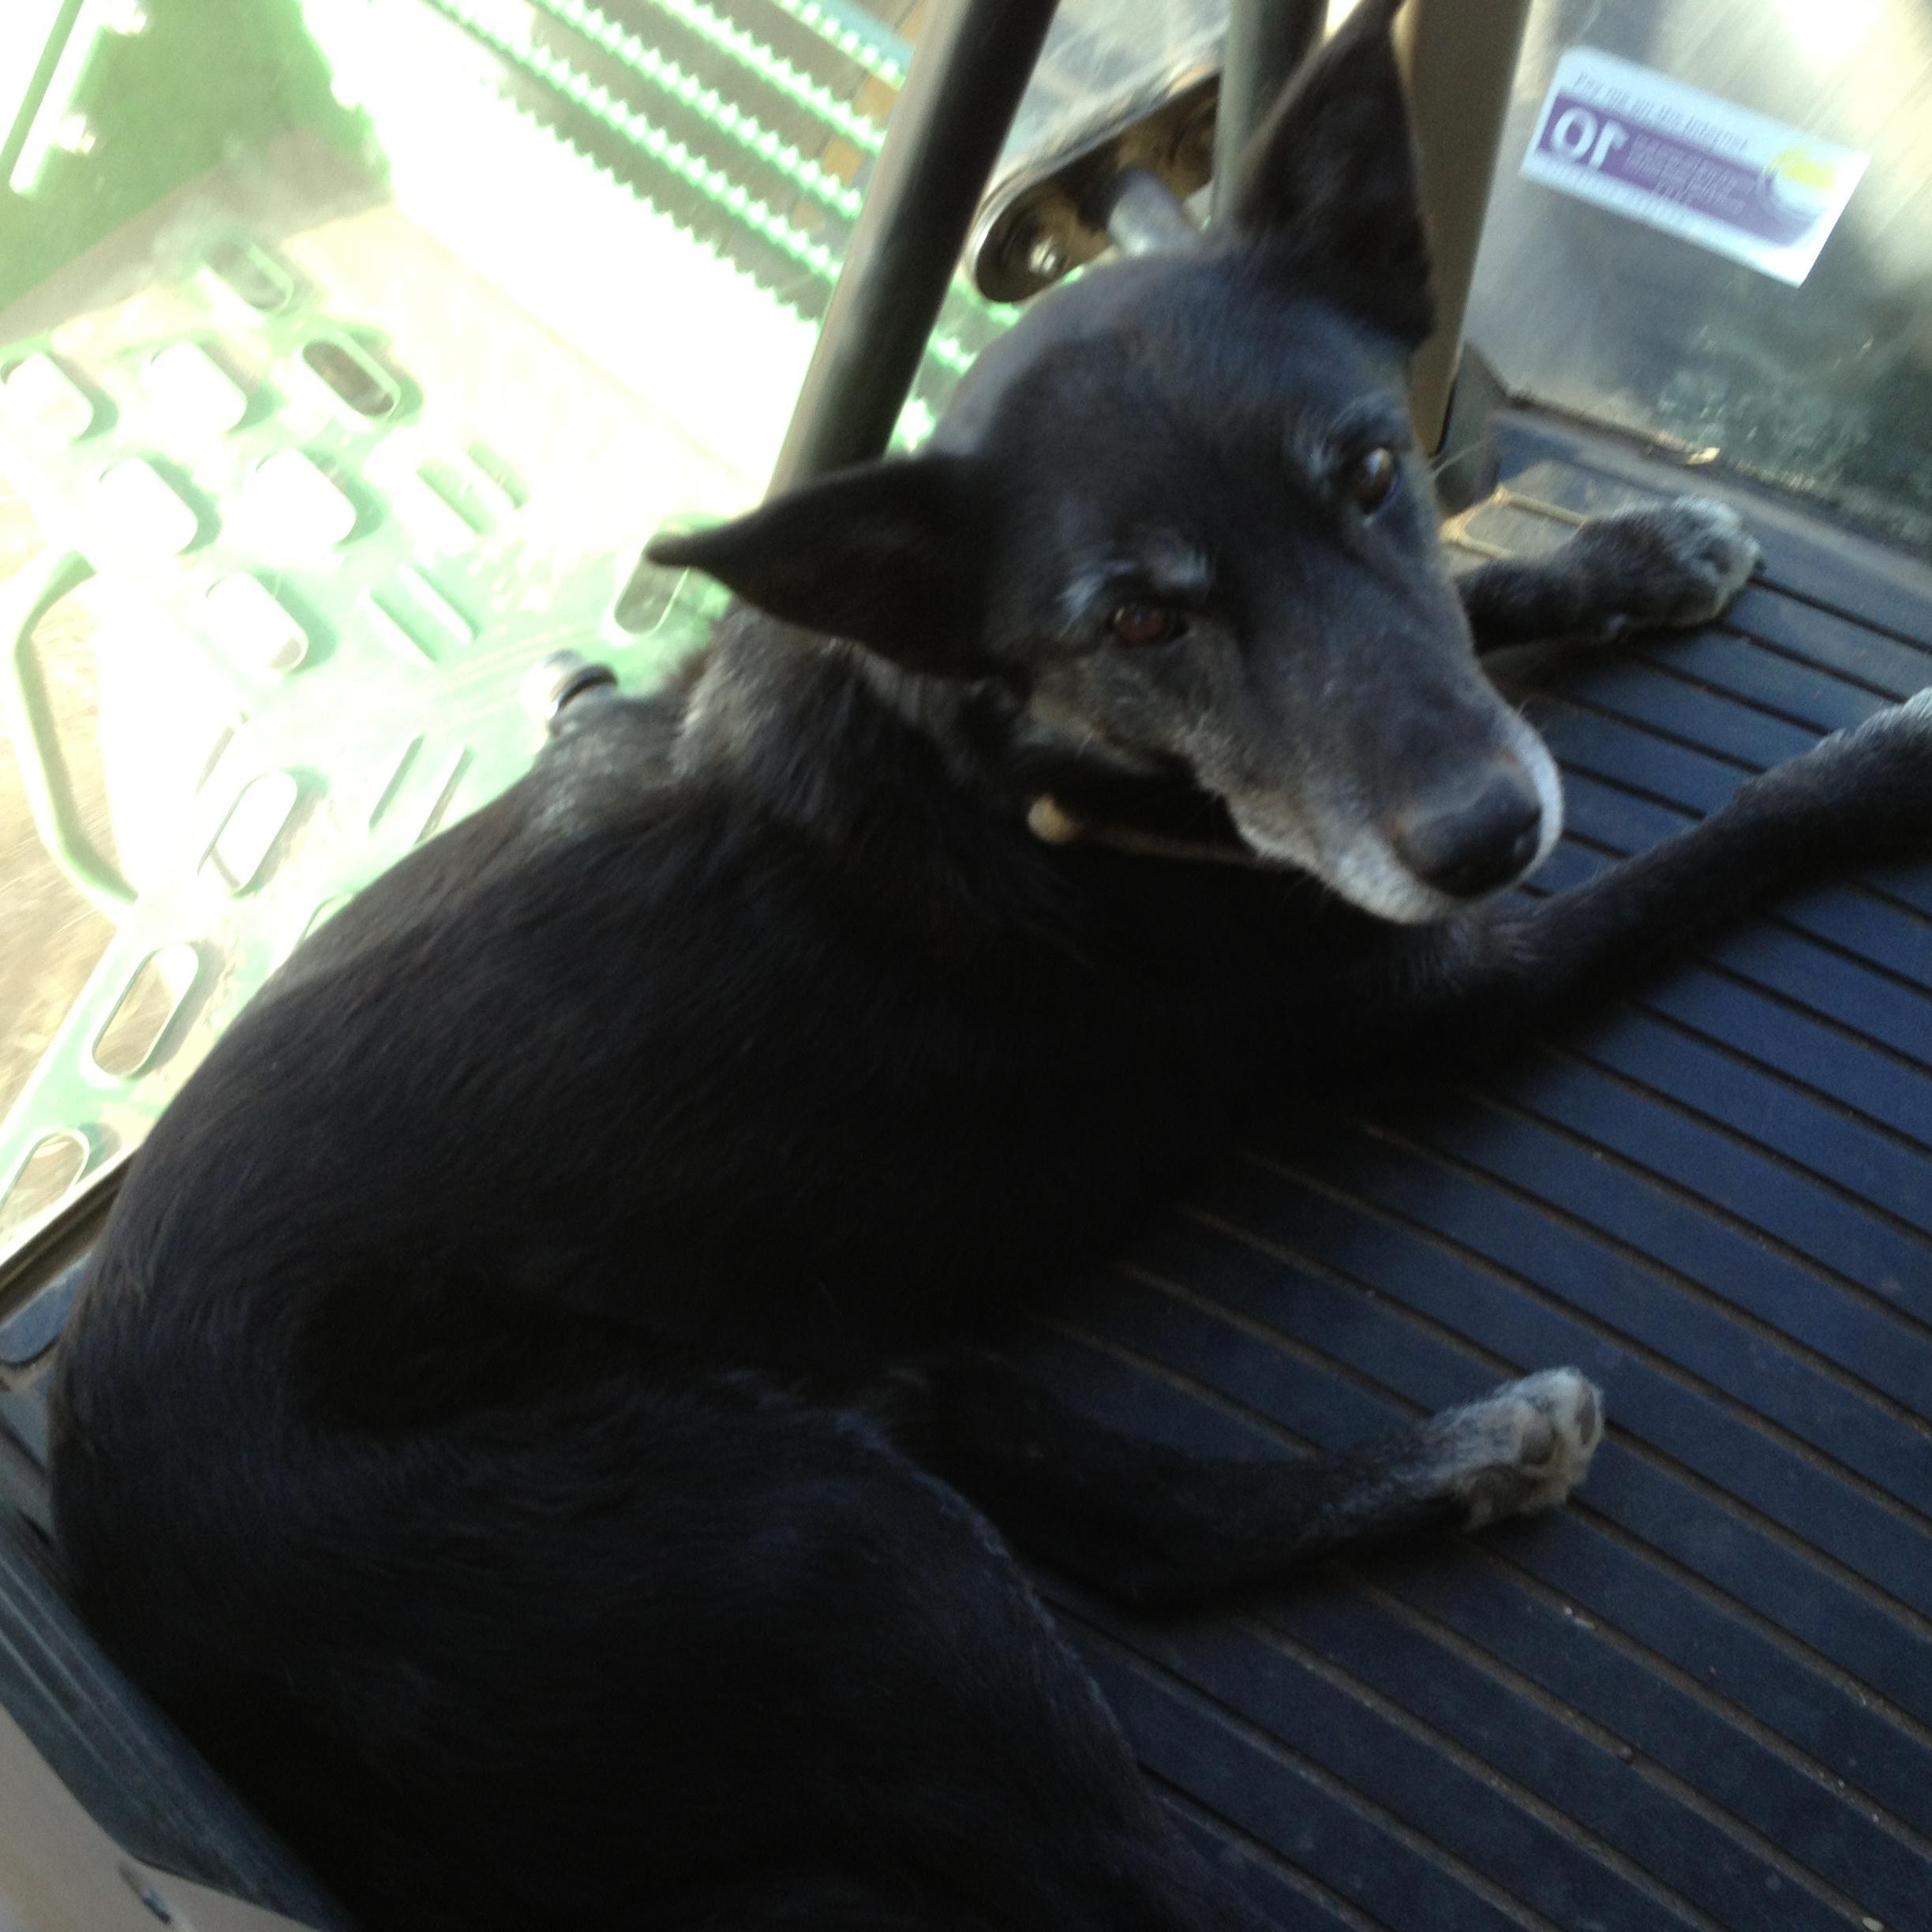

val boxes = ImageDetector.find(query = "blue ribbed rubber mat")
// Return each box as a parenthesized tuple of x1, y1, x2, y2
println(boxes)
(6, 418, 1926, 1931)
(1017, 417, 1932, 1932)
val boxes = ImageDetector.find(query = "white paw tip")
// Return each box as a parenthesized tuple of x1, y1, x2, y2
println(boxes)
(1458, 1368, 1605, 1529)
(1849, 685, 1932, 745)
(1674, 495, 1747, 536)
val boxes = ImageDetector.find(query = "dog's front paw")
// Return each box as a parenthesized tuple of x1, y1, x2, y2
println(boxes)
(1797, 686, 1932, 835)
(1421, 1368, 1604, 1529)
(1837, 685, 1932, 750)
(1568, 497, 1761, 638)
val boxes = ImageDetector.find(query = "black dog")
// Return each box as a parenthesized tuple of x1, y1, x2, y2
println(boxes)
(50, 6, 1931, 1927)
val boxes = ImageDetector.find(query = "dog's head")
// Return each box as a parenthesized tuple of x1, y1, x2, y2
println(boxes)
(650, 0, 1560, 923)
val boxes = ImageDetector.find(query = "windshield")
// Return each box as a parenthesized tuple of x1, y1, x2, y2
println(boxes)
(2, 0, 1927, 1273)
(1467, 0, 1932, 552)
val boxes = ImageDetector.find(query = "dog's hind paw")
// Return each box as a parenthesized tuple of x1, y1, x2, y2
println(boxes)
(1420, 1368, 1604, 1530)
(1567, 497, 1761, 638)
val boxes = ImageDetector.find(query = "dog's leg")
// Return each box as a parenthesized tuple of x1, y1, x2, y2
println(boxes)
(670, 1863, 1266, 1932)
(1455, 498, 1759, 652)
(926, 1357, 1601, 1608)
(1365, 685, 1932, 1050)
(667, 1873, 1046, 1930)
(143, 1342, 1273, 1932)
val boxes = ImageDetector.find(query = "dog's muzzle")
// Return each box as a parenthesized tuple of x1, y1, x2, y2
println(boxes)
(1387, 761, 1545, 900)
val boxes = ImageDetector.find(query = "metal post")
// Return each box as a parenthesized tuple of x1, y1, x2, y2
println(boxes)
(1209, 0, 1326, 225)
(1398, 0, 1533, 452)
(1104, 167, 1200, 257)
(769, 0, 1058, 493)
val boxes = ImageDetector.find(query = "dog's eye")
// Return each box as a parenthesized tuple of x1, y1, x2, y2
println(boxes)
(1108, 602, 1185, 647)
(1347, 446, 1400, 513)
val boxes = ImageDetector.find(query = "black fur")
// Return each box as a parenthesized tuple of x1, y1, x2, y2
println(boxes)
(50, 6, 1930, 1927)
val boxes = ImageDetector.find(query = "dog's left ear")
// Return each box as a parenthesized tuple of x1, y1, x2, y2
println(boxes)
(1229, 0, 1434, 346)
(646, 455, 991, 675)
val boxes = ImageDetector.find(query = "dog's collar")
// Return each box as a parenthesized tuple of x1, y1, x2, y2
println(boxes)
(1026, 794, 1269, 870)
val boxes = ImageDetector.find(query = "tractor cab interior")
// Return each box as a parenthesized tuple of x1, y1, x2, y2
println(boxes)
(2, 4, 1929, 1927)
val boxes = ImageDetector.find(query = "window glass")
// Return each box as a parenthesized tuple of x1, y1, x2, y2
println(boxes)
(6, 0, 1926, 1270)
(1467, 0, 1932, 550)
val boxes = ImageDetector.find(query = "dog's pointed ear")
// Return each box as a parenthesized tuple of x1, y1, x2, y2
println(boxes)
(645, 456, 990, 675)
(1229, 0, 1434, 346)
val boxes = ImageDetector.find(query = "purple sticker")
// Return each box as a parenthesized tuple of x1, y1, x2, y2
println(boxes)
(1521, 51, 1869, 286)
(1536, 93, 1814, 245)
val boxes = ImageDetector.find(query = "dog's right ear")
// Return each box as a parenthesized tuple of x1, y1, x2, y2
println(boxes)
(1228, 0, 1433, 346)
(645, 455, 991, 676)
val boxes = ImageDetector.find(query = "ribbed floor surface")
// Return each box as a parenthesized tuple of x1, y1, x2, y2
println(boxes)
(5, 418, 1926, 1931)
(1018, 417, 1932, 1932)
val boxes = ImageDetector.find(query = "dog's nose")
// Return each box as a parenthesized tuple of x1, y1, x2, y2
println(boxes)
(1389, 766, 1544, 899)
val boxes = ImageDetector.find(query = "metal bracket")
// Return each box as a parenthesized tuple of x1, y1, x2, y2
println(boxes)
(968, 64, 1218, 303)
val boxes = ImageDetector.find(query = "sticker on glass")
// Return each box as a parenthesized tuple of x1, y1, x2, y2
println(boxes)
(1521, 48, 1868, 286)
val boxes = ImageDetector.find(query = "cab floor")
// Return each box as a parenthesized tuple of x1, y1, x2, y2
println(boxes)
(1009, 412, 1932, 1932)
(2, 412, 1929, 1932)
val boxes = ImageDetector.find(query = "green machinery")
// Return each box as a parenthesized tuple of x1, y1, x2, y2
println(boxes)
(0, 0, 1017, 1257)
